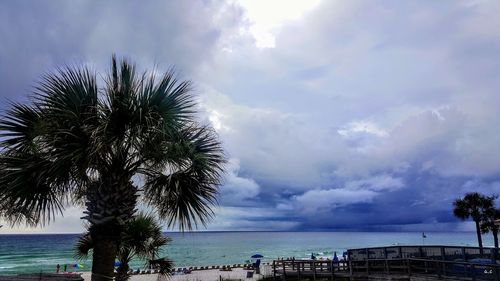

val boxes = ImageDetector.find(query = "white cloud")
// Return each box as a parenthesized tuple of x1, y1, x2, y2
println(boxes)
(345, 174, 405, 192)
(219, 159, 260, 204)
(293, 188, 376, 215)
(338, 121, 389, 138)
(236, 0, 321, 48)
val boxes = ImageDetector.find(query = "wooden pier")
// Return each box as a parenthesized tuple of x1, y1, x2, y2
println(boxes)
(272, 245, 500, 281)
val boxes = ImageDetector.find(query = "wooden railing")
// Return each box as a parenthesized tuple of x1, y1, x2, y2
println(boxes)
(272, 259, 348, 280)
(348, 245, 499, 262)
(407, 258, 500, 281)
(272, 258, 500, 280)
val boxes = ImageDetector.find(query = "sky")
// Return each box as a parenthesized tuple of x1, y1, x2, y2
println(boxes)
(1, 0, 500, 234)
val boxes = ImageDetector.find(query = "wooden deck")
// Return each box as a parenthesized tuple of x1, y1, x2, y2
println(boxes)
(272, 256, 500, 280)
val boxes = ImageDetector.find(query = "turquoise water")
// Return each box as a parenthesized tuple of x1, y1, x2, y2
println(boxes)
(0, 231, 492, 275)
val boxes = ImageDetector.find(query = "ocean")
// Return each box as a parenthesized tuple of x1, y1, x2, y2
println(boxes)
(0, 231, 492, 275)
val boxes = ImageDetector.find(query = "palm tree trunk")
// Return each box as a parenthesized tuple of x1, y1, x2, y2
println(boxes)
(91, 237, 118, 281)
(492, 229, 499, 262)
(475, 220, 483, 253)
(84, 175, 138, 281)
(493, 229, 499, 248)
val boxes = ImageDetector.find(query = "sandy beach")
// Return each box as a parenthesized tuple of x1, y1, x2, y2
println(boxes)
(80, 266, 271, 281)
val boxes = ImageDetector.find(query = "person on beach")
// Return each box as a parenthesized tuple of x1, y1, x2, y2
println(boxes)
(64, 264, 67, 272)
(56, 264, 60, 273)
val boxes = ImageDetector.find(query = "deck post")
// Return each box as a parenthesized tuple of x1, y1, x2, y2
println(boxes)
(349, 260, 353, 276)
(282, 260, 286, 281)
(471, 264, 476, 281)
(331, 260, 335, 281)
(273, 260, 276, 281)
(297, 260, 301, 281)
(313, 261, 316, 281)
(440, 246, 447, 276)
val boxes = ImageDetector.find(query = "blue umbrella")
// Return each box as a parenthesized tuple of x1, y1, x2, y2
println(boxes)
(251, 254, 263, 259)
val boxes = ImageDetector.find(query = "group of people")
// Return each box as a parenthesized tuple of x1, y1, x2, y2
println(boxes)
(55, 264, 68, 273)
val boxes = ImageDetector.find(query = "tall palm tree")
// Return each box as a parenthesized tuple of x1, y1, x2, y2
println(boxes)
(453, 192, 494, 251)
(76, 212, 173, 281)
(481, 206, 500, 248)
(0, 56, 225, 281)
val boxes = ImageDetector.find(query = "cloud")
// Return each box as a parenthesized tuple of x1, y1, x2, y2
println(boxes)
(219, 159, 260, 206)
(293, 188, 377, 215)
(2, 0, 500, 232)
(345, 174, 405, 192)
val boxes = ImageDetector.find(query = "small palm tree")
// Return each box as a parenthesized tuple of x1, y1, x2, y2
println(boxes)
(453, 192, 494, 250)
(76, 213, 173, 281)
(481, 206, 500, 248)
(0, 56, 225, 281)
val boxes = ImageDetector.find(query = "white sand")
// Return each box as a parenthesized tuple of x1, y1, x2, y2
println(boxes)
(81, 266, 271, 281)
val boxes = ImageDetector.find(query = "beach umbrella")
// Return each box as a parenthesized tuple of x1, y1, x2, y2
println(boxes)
(251, 254, 263, 259)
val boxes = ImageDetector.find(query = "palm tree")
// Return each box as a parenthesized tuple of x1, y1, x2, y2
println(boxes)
(76, 212, 173, 281)
(0, 56, 225, 281)
(481, 206, 500, 248)
(453, 192, 494, 251)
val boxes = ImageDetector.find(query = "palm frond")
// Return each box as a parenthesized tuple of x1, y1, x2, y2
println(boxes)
(135, 67, 195, 131)
(100, 56, 142, 143)
(150, 257, 173, 280)
(124, 212, 170, 261)
(142, 124, 225, 231)
(35, 65, 98, 119)
(75, 233, 94, 260)
(0, 151, 71, 226)
(0, 103, 42, 151)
